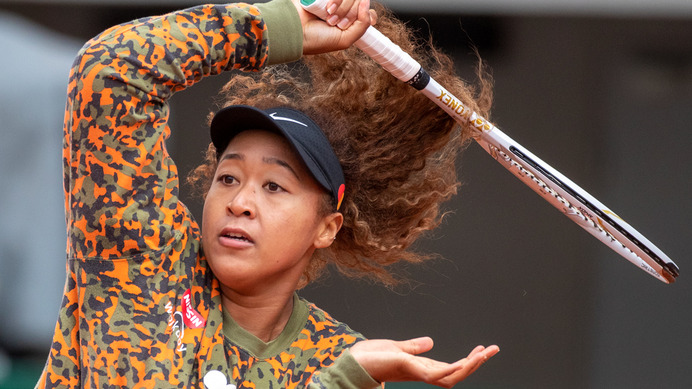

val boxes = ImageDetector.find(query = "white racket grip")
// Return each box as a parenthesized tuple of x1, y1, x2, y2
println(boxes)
(355, 28, 421, 82)
(300, 0, 421, 82)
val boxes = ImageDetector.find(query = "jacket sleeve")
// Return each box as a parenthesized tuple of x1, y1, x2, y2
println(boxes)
(37, 1, 302, 387)
(307, 349, 381, 389)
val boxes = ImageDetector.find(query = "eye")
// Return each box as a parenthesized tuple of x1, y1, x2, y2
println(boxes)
(218, 174, 237, 185)
(264, 181, 284, 193)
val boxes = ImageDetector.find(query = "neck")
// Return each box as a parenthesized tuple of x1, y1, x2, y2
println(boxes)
(221, 289, 295, 343)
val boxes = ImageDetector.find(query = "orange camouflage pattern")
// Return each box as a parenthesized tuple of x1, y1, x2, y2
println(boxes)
(36, 2, 365, 388)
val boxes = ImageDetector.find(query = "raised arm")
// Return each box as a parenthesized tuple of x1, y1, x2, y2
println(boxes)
(63, 2, 281, 261)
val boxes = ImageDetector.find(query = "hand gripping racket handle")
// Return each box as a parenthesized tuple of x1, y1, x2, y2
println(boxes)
(301, 0, 420, 83)
(300, 0, 679, 283)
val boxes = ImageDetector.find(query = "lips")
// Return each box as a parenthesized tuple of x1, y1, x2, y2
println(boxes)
(219, 227, 255, 248)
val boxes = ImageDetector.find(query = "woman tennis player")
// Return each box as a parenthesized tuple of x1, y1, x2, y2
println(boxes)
(37, 0, 498, 387)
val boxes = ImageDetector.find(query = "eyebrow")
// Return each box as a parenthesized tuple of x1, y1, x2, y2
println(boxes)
(219, 153, 300, 180)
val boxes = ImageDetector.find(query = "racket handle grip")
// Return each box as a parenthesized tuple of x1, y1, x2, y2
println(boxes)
(300, 0, 422, 83)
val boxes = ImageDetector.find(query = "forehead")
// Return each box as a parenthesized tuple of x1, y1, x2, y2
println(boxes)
(219, 130, 314, 179)
(222, 130, 296, 159)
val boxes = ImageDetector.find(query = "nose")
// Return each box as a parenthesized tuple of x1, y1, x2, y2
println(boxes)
(227, 184, 256, 218)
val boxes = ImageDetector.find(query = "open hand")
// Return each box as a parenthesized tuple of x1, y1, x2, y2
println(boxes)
(350, 337, 500, 388)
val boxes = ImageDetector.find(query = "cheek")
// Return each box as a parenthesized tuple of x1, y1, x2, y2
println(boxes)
(201, 189, 222, 234)
(266, 204, 321, 244)
(201, 196, 212, 229)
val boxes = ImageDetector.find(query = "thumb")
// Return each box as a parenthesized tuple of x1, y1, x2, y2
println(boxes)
(395, 337, 435, 355)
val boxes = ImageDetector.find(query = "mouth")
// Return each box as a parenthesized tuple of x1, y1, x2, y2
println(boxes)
(220, 228, 255, 245)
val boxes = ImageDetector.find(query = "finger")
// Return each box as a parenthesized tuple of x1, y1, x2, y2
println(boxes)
(434, 359, 482, 387)
(325, 1, 342, 26)
(330, 0, 356, 17)
(325, 0, 353, 26)
(484, 345, 500, 358)
(435, 346, 500, 387)
(465, 353, 489, 375)
(466, 344, 500, 361)
(383, 354, 461, 385)
(393, 336, 435, 355)
(337, 0, 363, 30)
(326, 0, 341, 15)
(467, 345, 486, 358)
(468, 345, 500, 376)
(462, 345, 500, 371)
(334, 0, 372, 46)
(368, 8, 377, 26)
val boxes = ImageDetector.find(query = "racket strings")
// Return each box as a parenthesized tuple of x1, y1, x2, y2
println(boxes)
(490, 145, 636, 256)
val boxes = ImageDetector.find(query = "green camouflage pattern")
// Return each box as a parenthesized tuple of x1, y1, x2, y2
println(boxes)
(36, 2, 368, 388)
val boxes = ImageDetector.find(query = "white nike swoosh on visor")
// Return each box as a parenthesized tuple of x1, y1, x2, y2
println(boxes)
(269, 112, 308, 127)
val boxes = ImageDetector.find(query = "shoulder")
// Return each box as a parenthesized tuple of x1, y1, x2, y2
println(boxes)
(300, 298, 366, 351)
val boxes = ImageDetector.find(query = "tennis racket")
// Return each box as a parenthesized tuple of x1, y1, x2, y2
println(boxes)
(301, 0, 679, 284)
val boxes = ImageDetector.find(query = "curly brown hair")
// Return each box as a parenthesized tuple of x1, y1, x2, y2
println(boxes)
(188, 3, 493, 287)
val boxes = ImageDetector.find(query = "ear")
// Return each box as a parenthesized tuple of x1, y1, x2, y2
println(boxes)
(314, 212, 343, 249)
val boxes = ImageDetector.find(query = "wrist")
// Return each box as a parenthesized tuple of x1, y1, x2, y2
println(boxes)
(257, 0, 304, 64)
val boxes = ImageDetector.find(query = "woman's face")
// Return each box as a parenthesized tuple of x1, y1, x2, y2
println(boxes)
(202, 130, 340, 296)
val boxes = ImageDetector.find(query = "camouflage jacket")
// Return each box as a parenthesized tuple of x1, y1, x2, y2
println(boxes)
(36, 1, 377, 387)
